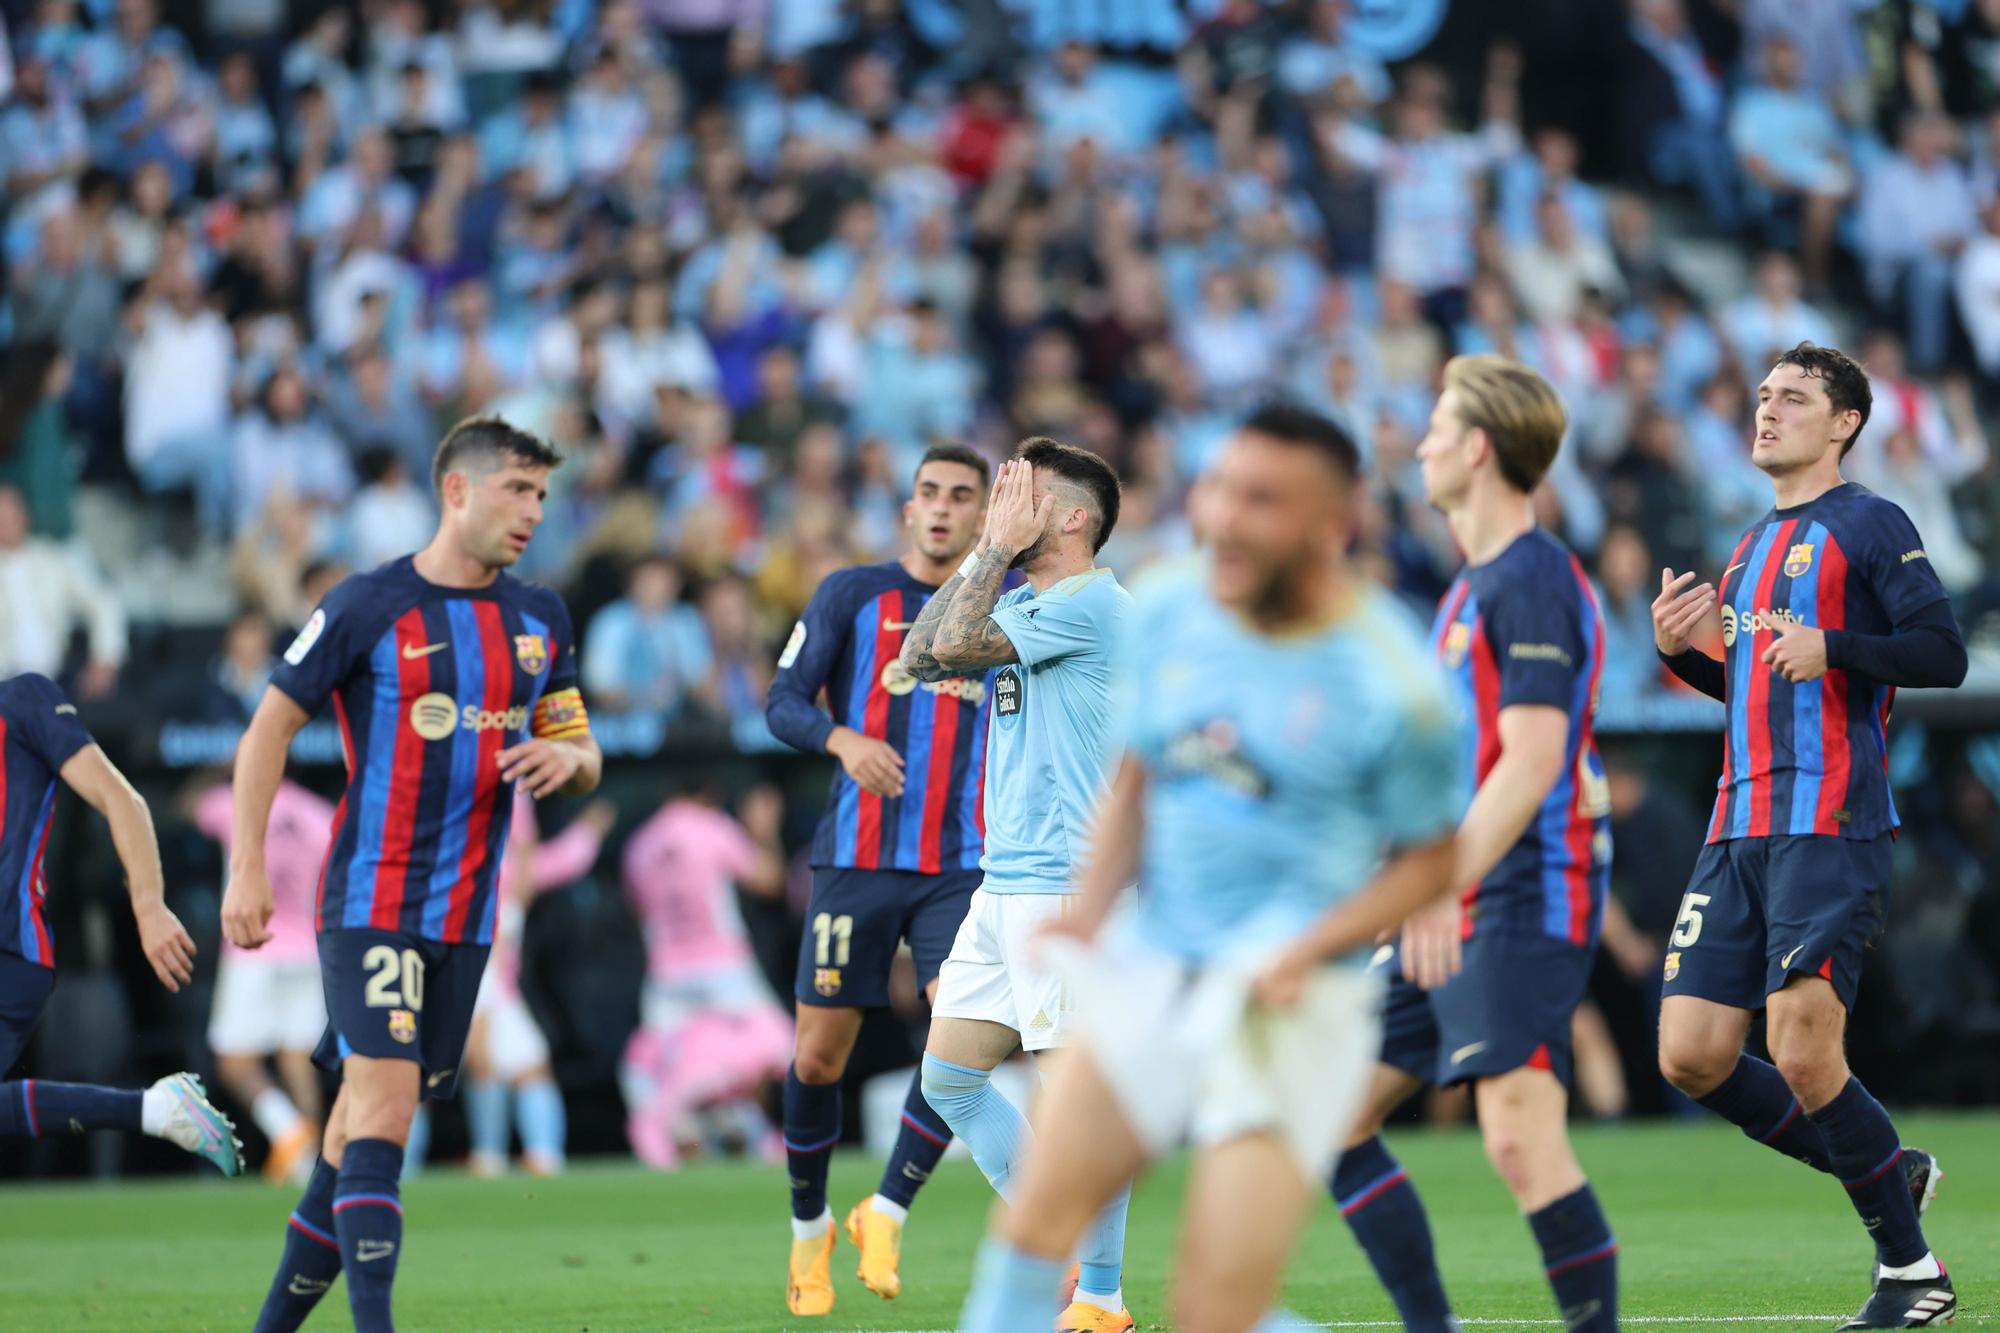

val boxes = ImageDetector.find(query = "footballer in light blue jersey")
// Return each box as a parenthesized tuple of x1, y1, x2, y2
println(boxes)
(961, 406, 1466, 1333)
(979, 568, 1131, 894)
(1116, 558, 1464, 962)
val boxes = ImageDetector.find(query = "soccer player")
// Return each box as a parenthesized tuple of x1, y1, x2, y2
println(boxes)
(0, 672, 242, 1172)
(764, 442, 993, 1316)
(1651, 342, 1962, 1329)
(1325, 356, 1621, 1333)
(900, 439, 1136, 1333)
(958, 405, 1465, 1333)
(194, 777, 336, 1184)
(225, 417, 602, 1333)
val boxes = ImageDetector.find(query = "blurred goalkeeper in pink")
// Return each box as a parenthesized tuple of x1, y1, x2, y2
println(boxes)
(621, 784, 791, 1169)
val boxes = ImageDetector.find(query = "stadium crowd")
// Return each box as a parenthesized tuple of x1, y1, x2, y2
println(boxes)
(6, 0, 2000, 1174)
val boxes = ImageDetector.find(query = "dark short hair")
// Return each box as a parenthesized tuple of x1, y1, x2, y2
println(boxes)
(431, 416, 564, 496)
(1016, 437, 1121, 553)
(914, 441, 991, 492)
(1240, 402, 1363, 484)
(1771, 341, 1872, 458)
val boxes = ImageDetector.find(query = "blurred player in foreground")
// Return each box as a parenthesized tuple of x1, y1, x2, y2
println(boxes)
(959, 405, 1466, 1333)
(1652, 344, 1962, 1329)
(1326, 357, 1620, 1333)
(194, 777, 335, 1183)
(903, 442, 1136, 1333)
(225, 417, 600, 1333)
(0, 673, 241, 1173)
(765, 443, 993, 1315)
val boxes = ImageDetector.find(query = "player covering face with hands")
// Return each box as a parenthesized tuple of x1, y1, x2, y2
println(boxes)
(960, 407, 1466, 1333)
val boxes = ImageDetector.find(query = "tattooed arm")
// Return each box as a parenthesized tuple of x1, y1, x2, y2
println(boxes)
(924, 547, 1020, 679)
(898, 571, 968, 681)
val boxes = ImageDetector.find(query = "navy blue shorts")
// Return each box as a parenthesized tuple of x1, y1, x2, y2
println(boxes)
(314, 929, 490, 1101)
(1376, 928, 1597, 1088)
(1661, 834, 1890, 1012)
(794, 867, 979, 1008)
(0, 951, 53, 1074)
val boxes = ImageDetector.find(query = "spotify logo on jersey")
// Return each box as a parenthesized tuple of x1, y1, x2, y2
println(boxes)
(410, 693, 460, 741)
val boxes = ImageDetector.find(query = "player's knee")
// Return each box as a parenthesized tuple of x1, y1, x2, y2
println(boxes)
(1770, 1044, 1844, 1107)
(1657, 1035, 1731, 1097)
(791, 1046, 848, 1085)
(1480, 1123, 1537, 1197)
(916, 1056, 984, 1129)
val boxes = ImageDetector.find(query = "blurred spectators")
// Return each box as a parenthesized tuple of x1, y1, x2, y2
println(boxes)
(583, 554, 713, 725)
(0, 485, 126, 694)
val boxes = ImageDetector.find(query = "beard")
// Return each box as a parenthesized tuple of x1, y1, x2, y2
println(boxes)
(1010, 531, 1049, 570)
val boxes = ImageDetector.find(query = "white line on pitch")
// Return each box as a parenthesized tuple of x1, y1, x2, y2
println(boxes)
(830, 1320, 1991, 1332)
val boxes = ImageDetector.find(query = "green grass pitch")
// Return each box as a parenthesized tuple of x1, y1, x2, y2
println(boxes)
(0, 1114, 1992, 1331)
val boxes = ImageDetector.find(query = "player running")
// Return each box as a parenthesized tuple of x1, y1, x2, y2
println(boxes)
(901, 439, 1136, 1333)
(194, 777, 335, 1184)
(0, 673, 242, 1173)
(1652, 343, 1962, 1329)
(765, 443, 993, 1316)
(226, 417, 602, 1333)
(959, 405, 1465, 1333)
(1325, 356, 1621, 1333)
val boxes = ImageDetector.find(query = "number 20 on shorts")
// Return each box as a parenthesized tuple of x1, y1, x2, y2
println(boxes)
(363, 945, 426, 1011)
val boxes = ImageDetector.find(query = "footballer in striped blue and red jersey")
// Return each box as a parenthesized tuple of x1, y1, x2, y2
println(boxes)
(765, 446, 988, 1310)
(1661, 479, 1958, 1013)
(1374, 526, 1612, 1090)
(0, 673, 90, 982)
(265, 553, 591, 1094)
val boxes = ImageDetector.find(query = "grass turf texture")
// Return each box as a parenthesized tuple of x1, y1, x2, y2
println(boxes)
(0, 1114, 1992, 1331)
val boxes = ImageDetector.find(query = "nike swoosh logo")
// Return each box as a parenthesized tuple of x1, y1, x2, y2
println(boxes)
(1780, 945, 1805, 970)
(882, 620, 915, 631)
(402, 642, 447, 659)
(1724, 562, 1747, 580)
(428, 1068, 454, 1089)
(1450, 1041, 1488, 1065)
(288, 1276, 331, 1295)
(357, 1240, 396, 1262)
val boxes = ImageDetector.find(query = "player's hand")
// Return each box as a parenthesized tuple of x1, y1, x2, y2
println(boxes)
(499, 737, 584, 798)
(829, 729, 905, 798)
(135, 900, 197, 991)
(1399, 899, 1463, 990)
(985, 459, 1057, 560)
(1652, 568, 1718, 655)
(220, 868, 275, 950)
(1762, 619, 1828, 683)
(1251, 944, 1314, 1010)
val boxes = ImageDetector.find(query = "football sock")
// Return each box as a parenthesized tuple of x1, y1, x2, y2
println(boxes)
(0, 1080, 141, 1135)
(960, 1239, 1066, 1333)
(1698, 1055, 1833, 1172)
(333, 1137, 405, 1332)
(515, 1077, 566, 1166)
(919, 1054, 1027, 1199)
(877, 1066, 952, 1210)
(1527, 1184, 1619, 1333)
(1333, 1137, 1455, 1330)
(1076, 1184, 1130, 1305)
(252, 1155, 343, 1333)
(867, 1194, 908, 1224)
(1809, 1078, 1929, 1269)
(784, 1065, 841, 1222)
(464, 1077, 509, 1162)
(251, 1087, 304, 1143)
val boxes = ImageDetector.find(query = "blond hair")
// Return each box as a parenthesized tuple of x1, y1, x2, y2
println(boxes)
(1442, 355, 1568, 494)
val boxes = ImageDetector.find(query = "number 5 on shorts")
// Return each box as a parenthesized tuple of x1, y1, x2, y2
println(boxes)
(362, 945, 426, 1011)
(1671, 892, 1712, 948)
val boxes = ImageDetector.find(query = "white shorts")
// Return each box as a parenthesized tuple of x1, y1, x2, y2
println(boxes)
(473, 974, 551, 1081)
(931, 890, 1070, 1052)
(1060, 936, 1384, 1183)
(207, 956, 327, 1056)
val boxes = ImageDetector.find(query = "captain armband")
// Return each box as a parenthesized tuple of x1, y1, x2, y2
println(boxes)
(531, 688, 593, 741)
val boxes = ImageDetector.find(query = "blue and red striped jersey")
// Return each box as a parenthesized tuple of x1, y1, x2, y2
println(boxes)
(268, 557, 589, 945)
(0, 675, 94, 967)
(1707, 483, 1949, 844)
(1433, 528, 1612, 945)
(766, 561, 990, 873)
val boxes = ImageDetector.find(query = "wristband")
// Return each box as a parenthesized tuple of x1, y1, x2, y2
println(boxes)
(958, 550, 982, 580)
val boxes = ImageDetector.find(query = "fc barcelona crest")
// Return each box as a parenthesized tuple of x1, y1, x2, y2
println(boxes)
(514, 634, 548, 674)
(1782, 543, 1815, 578)
(388, 1009, 417, 1044)
(1442, 622, 1471, 668)
(1663, 952, 1681, 982)
(813, 968, 842, 997)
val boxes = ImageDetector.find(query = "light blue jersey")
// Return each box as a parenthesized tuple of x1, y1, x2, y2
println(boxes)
(1117, 558, 1468, 962)
(979, 567, 1133, 894)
